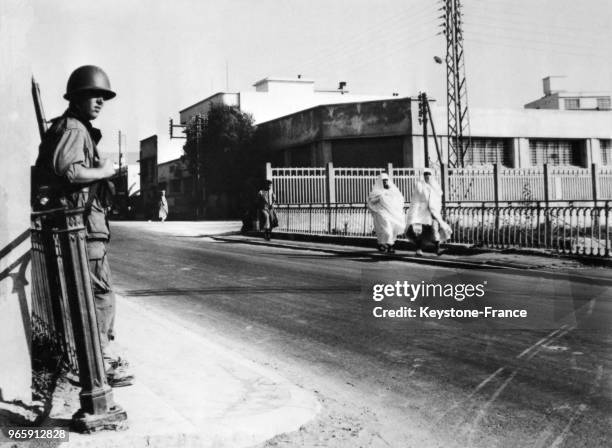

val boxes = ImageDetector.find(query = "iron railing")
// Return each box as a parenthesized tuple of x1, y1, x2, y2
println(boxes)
(269, 163, 612, 204)
(30, 206, 127, 431)
(31, 209, 80, 373)
(274, 201, 611, 257)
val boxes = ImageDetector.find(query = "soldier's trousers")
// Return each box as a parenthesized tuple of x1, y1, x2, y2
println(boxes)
(87, 240, 116, 363)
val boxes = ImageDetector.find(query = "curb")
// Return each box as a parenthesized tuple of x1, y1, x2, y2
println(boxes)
(214, 234, 612, 284)
(214, 235, 503, 271)
(235, 231, 612, 268)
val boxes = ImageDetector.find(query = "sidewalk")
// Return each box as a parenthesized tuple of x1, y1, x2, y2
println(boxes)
(49, 294, 319, 448)
(216, 232, 612, 278)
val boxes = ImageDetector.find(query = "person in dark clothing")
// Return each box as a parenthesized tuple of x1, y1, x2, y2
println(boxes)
(257, 179, 277, 240)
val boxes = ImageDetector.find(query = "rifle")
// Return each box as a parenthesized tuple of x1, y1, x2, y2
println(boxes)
(31, 76, 48, 141)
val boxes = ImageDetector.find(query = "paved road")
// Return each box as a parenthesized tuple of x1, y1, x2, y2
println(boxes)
(109, 222, 612, 448)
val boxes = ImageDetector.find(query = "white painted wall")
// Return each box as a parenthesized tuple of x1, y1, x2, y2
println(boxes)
(428, 106, 612, 139)
(1, 7, 36, 401)
(240, 90, 393, 124)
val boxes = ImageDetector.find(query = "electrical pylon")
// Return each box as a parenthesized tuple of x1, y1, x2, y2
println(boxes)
(441, 0, 471, 167)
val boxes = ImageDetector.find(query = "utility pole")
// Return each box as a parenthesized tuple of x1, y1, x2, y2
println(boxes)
(441, 0, 471, 167)
(418, 92, 429, 168)
(118, 130, 122, 179)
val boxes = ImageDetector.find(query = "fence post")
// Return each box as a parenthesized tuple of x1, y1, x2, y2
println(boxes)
(326, 162, 335, 233)
(592, 163, 599, 203)
(543, 163, 550, 207)
(265, 162, 272, 181)
(387, 163, 394, 179)
(493, 163, 501, 231)
(309, 203, 312, 233)
(606, 201, 610, 257)
(50, 208, 127, 432)
(543, 163, 552, 243)
(440, 163, 449, 212)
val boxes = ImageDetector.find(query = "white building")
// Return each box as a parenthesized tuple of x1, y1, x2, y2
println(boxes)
(179, 76, 396, 125)
(525, 76, 611, 111)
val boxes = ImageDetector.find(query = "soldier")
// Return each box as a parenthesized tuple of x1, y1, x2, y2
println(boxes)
(35, 65, 133, 387)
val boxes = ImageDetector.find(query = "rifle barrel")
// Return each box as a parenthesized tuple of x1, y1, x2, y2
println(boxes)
(31, 76, 48, 140)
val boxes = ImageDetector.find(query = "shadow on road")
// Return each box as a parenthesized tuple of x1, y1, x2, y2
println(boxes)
(120, 285, 360, 297)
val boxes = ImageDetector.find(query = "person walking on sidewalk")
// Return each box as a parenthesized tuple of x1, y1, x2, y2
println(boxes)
(257, 179, 277, 240)
(406, 168, 452, 256)
(158, 189, 169, 222)
(367, 173, 405, 254)
(34, 65, 133, 387)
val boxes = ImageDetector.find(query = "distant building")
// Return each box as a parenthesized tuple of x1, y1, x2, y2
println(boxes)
(154, 76, 612, 217)
(157, 158, 194, 219)
(179, 76, 396, 125)
(258, 96, 612, 169)
(525, 76, 611, 111)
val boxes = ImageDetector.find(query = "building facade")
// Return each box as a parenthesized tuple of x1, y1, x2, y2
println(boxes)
(157, 157, 194, 219)
(525, 76, 611, 111)
(258, 97, 612, 169)
(179, 76, 396, 125)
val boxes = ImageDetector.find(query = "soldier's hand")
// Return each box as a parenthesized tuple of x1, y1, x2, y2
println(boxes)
(99, 158, 116, 177)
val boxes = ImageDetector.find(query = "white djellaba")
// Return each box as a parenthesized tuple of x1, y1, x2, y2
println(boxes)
(406, 169, 452, 243)
(367, 173, 406, 249)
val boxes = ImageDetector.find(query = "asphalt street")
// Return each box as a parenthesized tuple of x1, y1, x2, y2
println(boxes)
(108, 222, 612, 448)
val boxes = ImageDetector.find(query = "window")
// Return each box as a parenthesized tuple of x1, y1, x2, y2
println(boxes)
(464, 138, 512, 166)
(170, 179, 181, 193)
(597, 97, 611, 110)
(601, 140, 612, 165)
(564, 98, 580, 110)
(529, 139, 583, 166)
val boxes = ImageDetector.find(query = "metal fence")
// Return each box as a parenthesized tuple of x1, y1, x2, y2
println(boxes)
(31, 209, 80, 373)
(269, 163, 612, 204)
(30, 206, 128, 430)
(274, 202, 611, 257)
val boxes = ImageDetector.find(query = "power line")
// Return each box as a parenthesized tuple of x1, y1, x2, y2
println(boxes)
(309, 20, 440, 75)
(281, 5, 439, 77)
(464, 20, 605, 51)
(465, 36, 600, 59)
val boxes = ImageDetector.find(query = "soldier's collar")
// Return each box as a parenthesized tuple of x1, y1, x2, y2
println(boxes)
(64, 107, 102, 144)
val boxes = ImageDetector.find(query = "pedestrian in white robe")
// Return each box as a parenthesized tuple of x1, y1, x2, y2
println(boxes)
(367, 173, 406, 253)
(406, 168, 452, 255)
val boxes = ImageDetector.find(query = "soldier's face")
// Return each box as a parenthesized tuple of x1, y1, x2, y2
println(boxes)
(73, 93, 104, 120)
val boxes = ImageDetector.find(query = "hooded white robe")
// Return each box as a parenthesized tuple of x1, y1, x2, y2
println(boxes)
(406, 174, 452, 242)
(367, 175, 406, 245)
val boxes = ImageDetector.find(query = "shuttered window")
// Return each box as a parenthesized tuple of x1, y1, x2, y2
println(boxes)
(464, 138, 512, 166)
(601, 140, 612, 165)
(597, 97, 611, 110)
(529, 139, 582, 166)
(564, 98, 580, 110)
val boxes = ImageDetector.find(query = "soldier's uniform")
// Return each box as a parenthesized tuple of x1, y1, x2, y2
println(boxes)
(34, 65, 131, 386)
(36, 107, 115, 354)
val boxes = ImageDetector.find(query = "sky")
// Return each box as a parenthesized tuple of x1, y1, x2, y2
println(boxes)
(2, 0, 611, 165)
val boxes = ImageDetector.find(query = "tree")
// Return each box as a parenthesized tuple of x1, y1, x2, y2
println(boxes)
(182, 103, 256, 217)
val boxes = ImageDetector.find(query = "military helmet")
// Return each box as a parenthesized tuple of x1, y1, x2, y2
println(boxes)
(64, 65, 116, 100)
